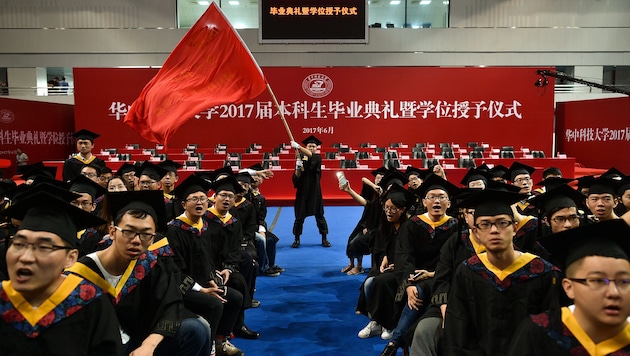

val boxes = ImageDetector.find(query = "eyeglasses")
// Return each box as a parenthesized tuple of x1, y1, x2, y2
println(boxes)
(216, 193, 236, 201)
(186, 196, 209, 204)
(383, 206, 400, 213)
(9, 237, 73, 256)
(82, 172, 98, 179)
(71, 201, 95, 209)
(114, 226, 156, 242)
(138, 180, 157, 187)
(424, 195, 449, 202)
(122, 172, 136, 179)
(474, 220, 514, 231)
(569, 277, 630, 292)
(513, 177, 532, 184)
(551, 214, 579, 224)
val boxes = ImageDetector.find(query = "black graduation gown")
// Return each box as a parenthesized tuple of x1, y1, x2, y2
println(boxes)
(166, 217, 229, 288)
(355, 224, 401, 330)
(346, 197, 382, 260)
(0, 275, 122, 356)
(76, 227, 104, 257)
(509, 307, 630, 356)
(443, 253, 562, 356)
(62, 154, 106, 182)
(66, 242, 186, 346)
(395, 214, 458, 298)
(204, 209, 252, 308)
(232, 198, 258, 253)
(292, 153, 324, 219)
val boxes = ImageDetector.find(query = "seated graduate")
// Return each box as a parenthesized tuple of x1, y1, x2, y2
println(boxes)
(527, 182, 587, 237)
(584, 176, 623, 222)
(157, 159, 183, 222)
(67, 175, 108, 257)
(381, 174, 459, 356)
(166, 174, 245, 356)
(339, 166, 388, 276)
(502, 161, 538, 216)
(356, 172, 412, 341)
(509, 219, 630, 355)
(0, 185, 122, 355)
(442, 188, 564, 356)
(243, 165, 283, 277)
(66, 190, 211, 356)
(204, 175, 260, 340)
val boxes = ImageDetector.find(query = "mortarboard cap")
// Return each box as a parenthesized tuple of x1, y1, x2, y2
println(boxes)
(415, 174, 460, 199)
(528, 184, 586, 218)
(0, 179, 17, 197)
(116, 163, 138, 177)
(476, 163, 491, 172)
(2, 186, 105, 247)
(538, 219, 630, 271)
(235, 171, 253, 184)
(247, 163, 265, 171)
(210, 175, 245, 195)
(20, 162, 57, 181)
(618, 177, 630, 196)
(138, 161, 168, 181)
(69, 174, 107, 201)
(585, 176, 621, 196)
(600, 167, 625, 181)
(209, 166, 235, 182)
(534, 177, 576, 190)
(460, 168, 493, 187)
(107, 190, 167, 233)
(378, 171, 408, 190)
(157, 159, 183, 173)
(371, 166, 389, 177)
(486, 179, 524, 193)
(171, 174, 212, 201)
(101, 165, 113, 175)
(301, 135, 322, 146)
(383, 183, 416, 210)
(576, 175, 595, 190)
(405, 166, 429, 179)
(488, 164, 509, 178)
(456, 188, 528, 220)
(71, 129, 100, 142)
(503, 161, 536, 182)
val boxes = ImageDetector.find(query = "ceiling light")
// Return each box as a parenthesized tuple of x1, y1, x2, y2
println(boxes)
(197, 1, 210, 5)
(390, 0, 401, 4)
(228, 0, 239, 4)
(420, 0, 431, 4)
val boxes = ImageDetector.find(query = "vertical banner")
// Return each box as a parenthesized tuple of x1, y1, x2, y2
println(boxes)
(556, 97, 630, 173)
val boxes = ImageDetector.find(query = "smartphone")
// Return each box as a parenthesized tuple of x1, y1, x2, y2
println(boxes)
(336, 171, 348, 186)
(383, 266, 394, 272)
(214, 271, 225, 287)
(412, 271, 425, 280)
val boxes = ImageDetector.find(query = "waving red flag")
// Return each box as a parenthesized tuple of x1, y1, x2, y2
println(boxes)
(124, 3, 266, 145)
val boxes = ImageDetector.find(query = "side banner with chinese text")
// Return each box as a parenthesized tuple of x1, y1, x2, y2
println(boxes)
(0, 98, 75, 177)
(74, 67, 555, 153)
(556, 97, 630, 173)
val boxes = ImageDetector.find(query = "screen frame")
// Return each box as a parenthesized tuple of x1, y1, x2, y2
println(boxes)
(258, 0, 369, 44)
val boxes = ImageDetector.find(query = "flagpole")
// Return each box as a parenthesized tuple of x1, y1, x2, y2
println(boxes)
(266, 83, 295, 143)
(266, 83, 303, 167)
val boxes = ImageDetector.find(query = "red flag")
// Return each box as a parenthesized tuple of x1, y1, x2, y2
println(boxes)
(124, 3, 266, 145)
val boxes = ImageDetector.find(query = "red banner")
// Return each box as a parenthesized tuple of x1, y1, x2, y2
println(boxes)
(74, 67, 555, 154)
(556, 97, 630, 173)
(0, 98, 75, 177)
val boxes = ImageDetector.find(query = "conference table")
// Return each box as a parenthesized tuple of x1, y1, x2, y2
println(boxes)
(44, 157, 575, 205)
